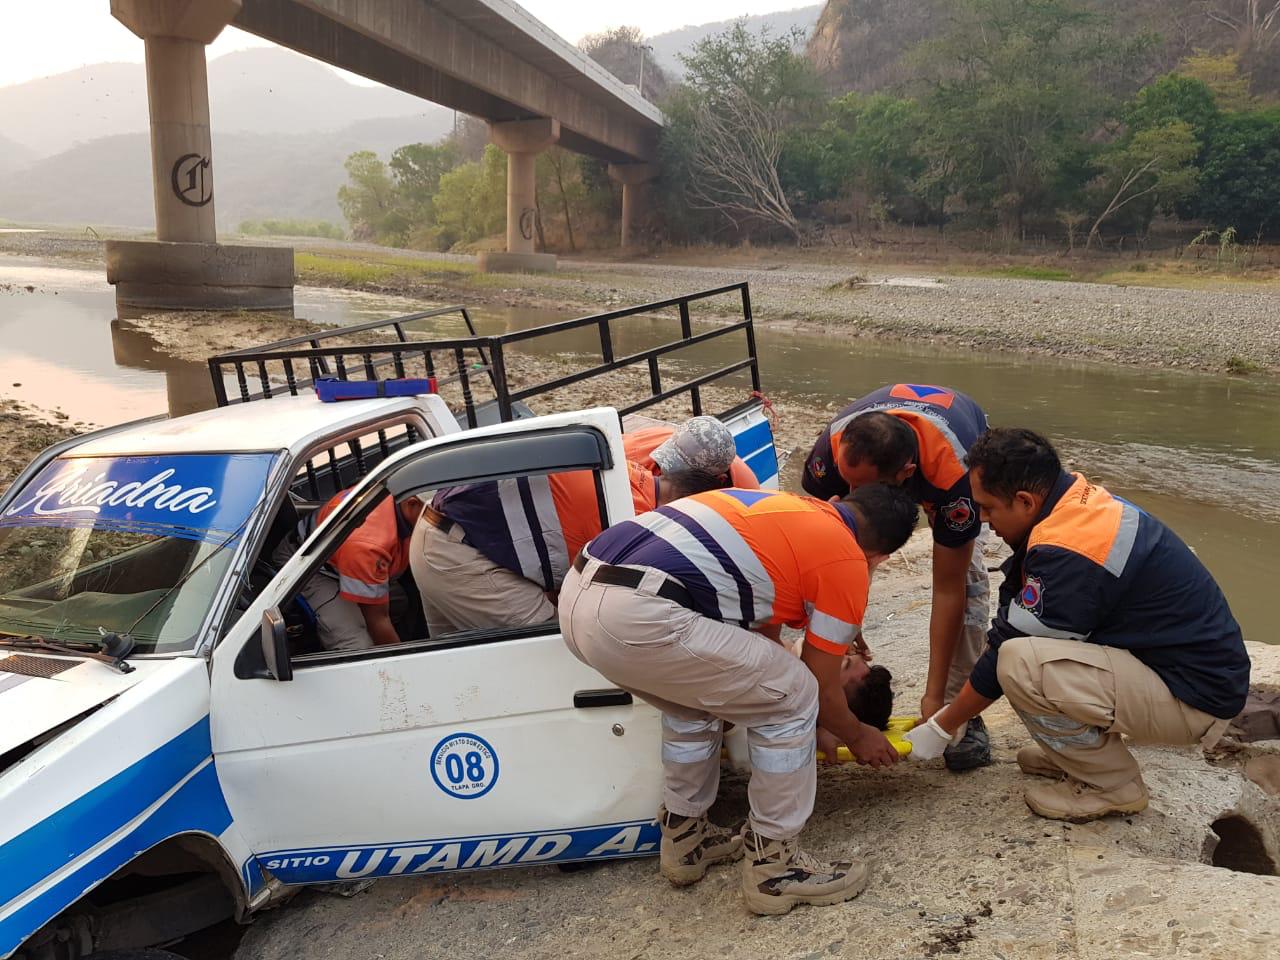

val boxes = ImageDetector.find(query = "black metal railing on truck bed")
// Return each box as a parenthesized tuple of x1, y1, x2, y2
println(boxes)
(207, 282, 761, 430)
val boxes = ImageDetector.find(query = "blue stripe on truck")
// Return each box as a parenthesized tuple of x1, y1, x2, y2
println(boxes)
(745, 445, 779, 484)
(733, 419, 773, 459)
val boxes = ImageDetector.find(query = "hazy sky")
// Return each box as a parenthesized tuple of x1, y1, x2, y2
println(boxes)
(0, 1, 812, 88)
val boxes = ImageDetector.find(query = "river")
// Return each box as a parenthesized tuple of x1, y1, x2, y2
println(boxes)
(1, 256, 1275, 643)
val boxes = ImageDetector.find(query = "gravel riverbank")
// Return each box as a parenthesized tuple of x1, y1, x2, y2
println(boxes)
(2, 230, 1277, 374)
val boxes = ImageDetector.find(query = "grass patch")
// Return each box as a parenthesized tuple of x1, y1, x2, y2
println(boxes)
(956, 265, 1077, 282)
(1225, 355, 1264, 376)
(1096, 264, 1278, 290)
(294, 250, 476, 287)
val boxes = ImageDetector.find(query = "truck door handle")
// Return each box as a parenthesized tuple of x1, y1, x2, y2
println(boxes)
(574, 688, 633, 708)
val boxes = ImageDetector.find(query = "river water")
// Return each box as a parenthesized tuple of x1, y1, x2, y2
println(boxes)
(1, 256, 1275, 643)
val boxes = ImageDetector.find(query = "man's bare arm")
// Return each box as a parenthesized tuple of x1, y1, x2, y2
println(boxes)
(360, 602, 401, 646)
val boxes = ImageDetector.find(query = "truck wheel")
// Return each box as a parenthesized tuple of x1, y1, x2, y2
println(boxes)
(86, 951, 187, 960)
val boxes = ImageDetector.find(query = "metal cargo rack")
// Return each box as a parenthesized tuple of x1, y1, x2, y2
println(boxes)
(207, 282, 763, 432)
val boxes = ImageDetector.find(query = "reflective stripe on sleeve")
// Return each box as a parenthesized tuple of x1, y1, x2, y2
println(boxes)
(1104, 501, 1141, 576)
(338, 574, 388, 602)
(807, 609, 857, 648)
(1008, 602, 1086, 640)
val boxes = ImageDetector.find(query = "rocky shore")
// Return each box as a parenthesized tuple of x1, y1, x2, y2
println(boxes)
(3, 229, 1277, 374)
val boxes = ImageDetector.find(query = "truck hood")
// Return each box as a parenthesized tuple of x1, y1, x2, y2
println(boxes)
(0, 651, 168, 756)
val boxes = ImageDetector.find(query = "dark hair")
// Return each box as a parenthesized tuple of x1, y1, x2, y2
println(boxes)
(842, 483, 918, 555)
(662, 467, 727, 500)
(841, 412, 918, 478)
(965, 428, 1062, 501)
(848, 665, 894, 730)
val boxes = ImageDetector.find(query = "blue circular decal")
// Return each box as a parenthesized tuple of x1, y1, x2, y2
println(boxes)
(430, 732, 499, 799)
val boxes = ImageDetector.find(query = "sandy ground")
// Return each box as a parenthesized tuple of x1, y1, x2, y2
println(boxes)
(231, 531, 1280, 960)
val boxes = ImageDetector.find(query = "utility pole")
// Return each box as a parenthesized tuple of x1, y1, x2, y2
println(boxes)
(637, 43, 652, 99)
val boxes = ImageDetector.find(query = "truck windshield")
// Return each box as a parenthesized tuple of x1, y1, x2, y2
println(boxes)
(0, 452, 277, 654)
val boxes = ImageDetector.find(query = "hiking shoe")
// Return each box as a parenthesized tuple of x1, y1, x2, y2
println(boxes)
(740, 829, 869, 916)
(944, 716, 993, 771)
(1024, 776, 1149, 823)
(1016, 742, 1067, 779)
(659, 805, 744, 886)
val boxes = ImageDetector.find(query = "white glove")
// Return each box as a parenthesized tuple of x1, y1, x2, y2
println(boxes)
(903, 711, 966, 761)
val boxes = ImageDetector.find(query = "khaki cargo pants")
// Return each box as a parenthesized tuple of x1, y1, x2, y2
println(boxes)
(996, 636, 1225, 790)
(271, 536, 372, 652)
(559, 557, 819, 840)
(409, 517, 555, 636)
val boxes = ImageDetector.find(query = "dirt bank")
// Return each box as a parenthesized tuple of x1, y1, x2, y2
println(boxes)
(234, 530, 1280, 960)
(0, 400, 85, 492)
(4, 229, 1277, 375)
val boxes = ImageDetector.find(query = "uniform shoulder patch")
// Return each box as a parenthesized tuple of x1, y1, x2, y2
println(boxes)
(1018, 575, 1044, 615)
(942, 496, 975, 532)
(810, 455, 827, 479)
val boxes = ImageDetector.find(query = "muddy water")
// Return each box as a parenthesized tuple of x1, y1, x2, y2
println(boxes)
(0, 258, 1275, 642)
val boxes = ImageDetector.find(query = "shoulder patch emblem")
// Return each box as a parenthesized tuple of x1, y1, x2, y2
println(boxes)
(1019, 576, 1044, 615)
(810, 456, 827, 479)
(942, 496, 974, 531)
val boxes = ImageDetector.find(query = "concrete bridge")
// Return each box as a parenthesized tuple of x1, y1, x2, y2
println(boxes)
(107, 0, 663, 309)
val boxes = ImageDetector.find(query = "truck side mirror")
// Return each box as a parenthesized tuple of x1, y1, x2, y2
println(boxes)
(261, 608, 293, 682)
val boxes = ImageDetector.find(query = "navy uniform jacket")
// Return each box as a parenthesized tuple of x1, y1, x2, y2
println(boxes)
(801, 384, 989, 549)
(969, 472, 1249, 719)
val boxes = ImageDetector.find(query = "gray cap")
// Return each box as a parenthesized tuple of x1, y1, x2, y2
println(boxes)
(651, 416, 737, 477)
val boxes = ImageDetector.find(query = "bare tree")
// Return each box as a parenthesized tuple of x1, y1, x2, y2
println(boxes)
(1205, 1, 1280, 54)
(686, 86, 800, 240)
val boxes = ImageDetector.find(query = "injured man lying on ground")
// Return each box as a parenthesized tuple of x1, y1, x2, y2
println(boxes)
(725, 652, 895, 771)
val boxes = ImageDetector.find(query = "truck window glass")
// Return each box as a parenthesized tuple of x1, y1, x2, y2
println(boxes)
(0, 452, 276, 654)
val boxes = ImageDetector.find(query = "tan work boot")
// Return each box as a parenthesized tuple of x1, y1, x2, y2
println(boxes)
(1016, 742, 1067, 779)
(659, 806, 744, 886)
(1024, 776, 1149, 822)
(740, 829, 869, 916)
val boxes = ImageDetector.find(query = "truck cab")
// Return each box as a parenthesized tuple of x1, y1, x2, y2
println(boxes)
(0, 284, 777, 959)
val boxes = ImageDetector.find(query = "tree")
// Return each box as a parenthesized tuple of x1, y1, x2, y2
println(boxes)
(1196, 107, 1280, 236)
(337, 151, 403, 243)
(1086, 121, 1200, 247)
(580, 26, 671, 102)
(1179, 51, 1255, 111)
(389, 141, 461, 229)
(1127, 74, 1221, 140)
(661, 22, 822, 241)
(432, 144, 507, 248)
(1203, 2, 1280, 65)
(911, 0, 1150, 235)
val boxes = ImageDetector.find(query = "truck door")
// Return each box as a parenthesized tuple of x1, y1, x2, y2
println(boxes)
(208, 409, 664, 886)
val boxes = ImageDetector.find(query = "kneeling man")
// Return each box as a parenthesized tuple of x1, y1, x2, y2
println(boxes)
(560, 484, 918, 915)
(906, 428, 1250, 821)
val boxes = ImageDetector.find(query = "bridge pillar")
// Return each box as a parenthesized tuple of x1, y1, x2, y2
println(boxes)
(608, 163, 658, 251)
(104, 0, 293, 310)
(479, 118, 560, 274)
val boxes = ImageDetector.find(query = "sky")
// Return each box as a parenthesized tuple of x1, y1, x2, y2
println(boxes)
(0, 0, 813, 89)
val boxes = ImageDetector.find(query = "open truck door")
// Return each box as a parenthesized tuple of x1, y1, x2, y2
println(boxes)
(209, 409, 666, 885)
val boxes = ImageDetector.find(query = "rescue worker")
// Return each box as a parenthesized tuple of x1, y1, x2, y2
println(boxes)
(905, 428, 1250, 821)
(624, 416, 759, 489)
(802, 383, 993, 771)
(558, 484, 919, 915)
(273, 491, 424, 652)
(411, 417, 739, 635)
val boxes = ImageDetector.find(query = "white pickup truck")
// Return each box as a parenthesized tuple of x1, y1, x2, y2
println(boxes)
(0, 285, 779, 960)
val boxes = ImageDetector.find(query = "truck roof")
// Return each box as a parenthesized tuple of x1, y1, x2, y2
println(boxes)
(69, 394, 432, 458)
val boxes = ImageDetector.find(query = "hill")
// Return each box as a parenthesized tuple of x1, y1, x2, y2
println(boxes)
(0, 115, 450, 230)
(0, 133, 36, 175)
(648, 5, 823, 74)
(805, 0, 1280, 96)
(0, 47, 450, 161)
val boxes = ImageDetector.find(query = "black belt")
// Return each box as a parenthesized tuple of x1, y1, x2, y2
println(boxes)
(422, 505, 457, 535)
(573, 552, 697, 612)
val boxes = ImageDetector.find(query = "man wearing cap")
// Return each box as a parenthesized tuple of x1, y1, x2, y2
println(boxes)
(273, 490, 424, 652)
(801, 383, 993, 772)
(624, 416, 760, 489)
(410, 417, 739, 635)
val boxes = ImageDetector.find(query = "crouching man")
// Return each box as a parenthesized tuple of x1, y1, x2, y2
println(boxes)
(906, 428, 1250, 821)
(559, 484, 918, 915)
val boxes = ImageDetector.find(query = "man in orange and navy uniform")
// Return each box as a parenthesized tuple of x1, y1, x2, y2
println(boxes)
(624, 416, 760, 490)
(275, 490, 424, 651)
(411, 417, 740, 635)
(802, 383, 993, 771)
(559, 484, 918, 915)
(906, 428, 1249, 822)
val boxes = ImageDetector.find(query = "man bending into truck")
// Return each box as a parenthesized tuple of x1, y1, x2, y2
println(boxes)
(273, 491, 424, 652)
(411, 417, 740, 635)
